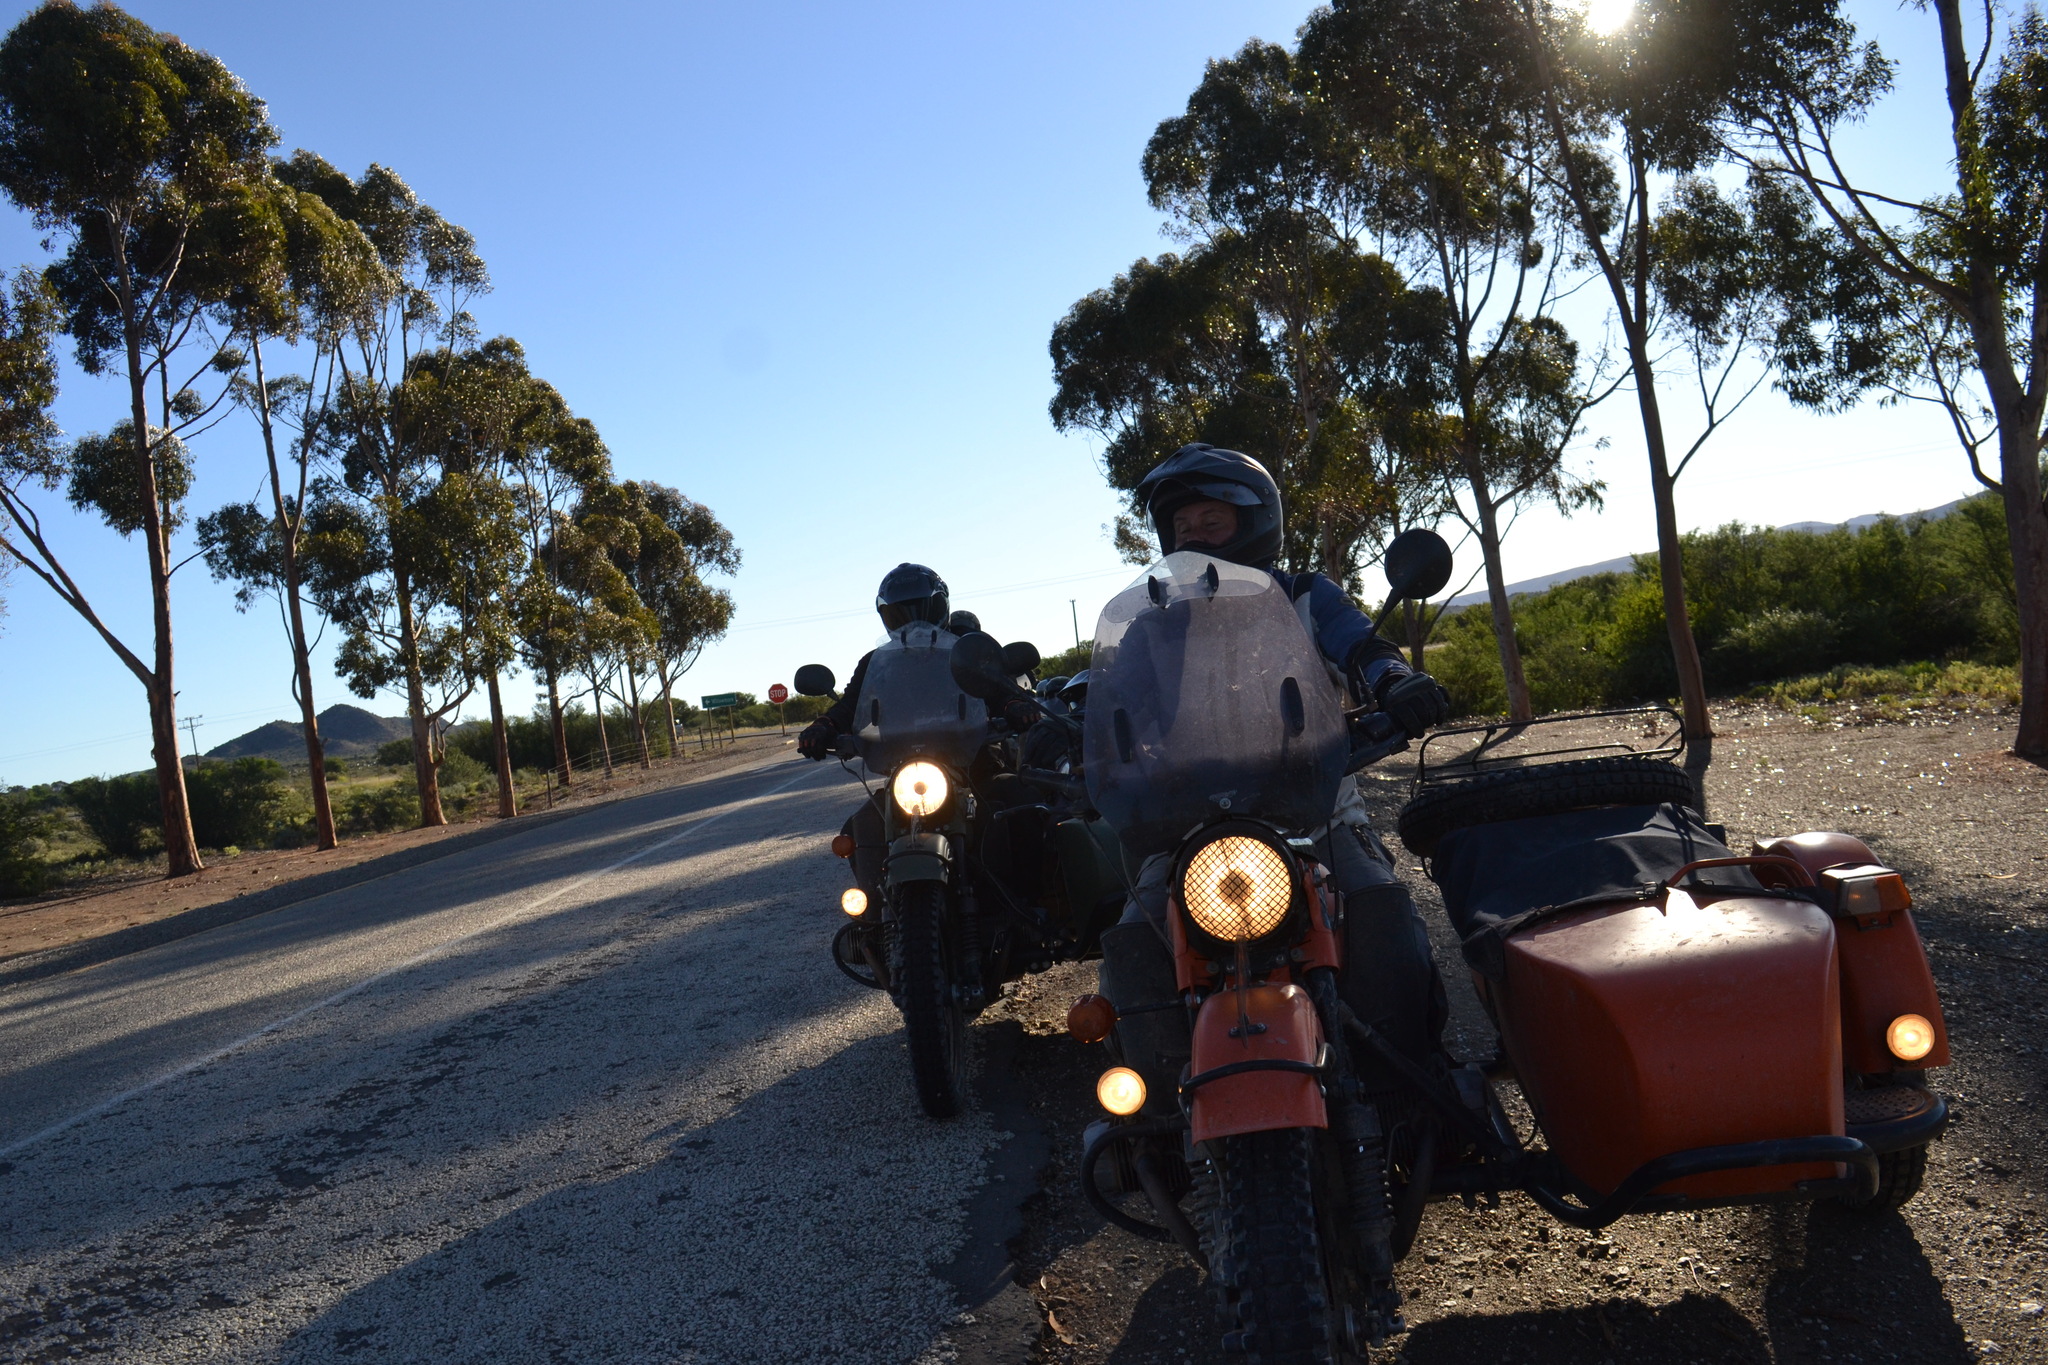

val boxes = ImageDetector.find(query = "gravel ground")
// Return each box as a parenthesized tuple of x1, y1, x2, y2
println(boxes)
(987, 700, 2047, 1365)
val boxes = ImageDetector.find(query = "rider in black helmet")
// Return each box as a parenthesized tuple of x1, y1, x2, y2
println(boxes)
(797, 563, 958, 758)
(1108, 443, 1452, 1087)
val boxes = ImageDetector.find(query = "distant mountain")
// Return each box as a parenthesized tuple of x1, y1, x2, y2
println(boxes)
(205, 704, 410, 762)
(1445, 499, 1967, 608)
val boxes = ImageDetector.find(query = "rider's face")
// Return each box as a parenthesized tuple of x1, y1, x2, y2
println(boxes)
(1172, 499, 1239, 550)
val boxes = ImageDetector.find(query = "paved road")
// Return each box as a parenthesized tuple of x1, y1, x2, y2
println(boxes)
(0, 757, 1017, 1364)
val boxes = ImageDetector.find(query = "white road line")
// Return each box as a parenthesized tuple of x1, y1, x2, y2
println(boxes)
(0, 762, 832, 1161)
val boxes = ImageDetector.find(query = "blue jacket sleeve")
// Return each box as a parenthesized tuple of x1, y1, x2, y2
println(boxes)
(1291, 573, 1413, 695)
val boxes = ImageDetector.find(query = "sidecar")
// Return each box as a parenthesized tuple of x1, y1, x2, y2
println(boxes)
(1398, 708, 1949, 1224)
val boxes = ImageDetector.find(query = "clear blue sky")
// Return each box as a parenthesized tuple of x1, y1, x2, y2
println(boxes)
(0, 0, 1988, 785)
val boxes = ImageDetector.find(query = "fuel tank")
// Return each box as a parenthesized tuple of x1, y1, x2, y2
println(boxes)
(1496, 889, 1844, 1200)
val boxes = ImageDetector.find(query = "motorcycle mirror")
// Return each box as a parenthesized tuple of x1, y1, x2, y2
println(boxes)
(945, 609, 982, 635)
(1000, 641, 1041, 678)
(950, 631, 1029, 704)
(793, 664, 836, 697)
(1382, 529, 1454, 606)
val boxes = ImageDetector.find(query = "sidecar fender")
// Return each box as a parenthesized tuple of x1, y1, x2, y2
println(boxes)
(1185, 983, 1328, 1145)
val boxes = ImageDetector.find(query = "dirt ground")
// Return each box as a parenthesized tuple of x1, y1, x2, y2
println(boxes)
(981, 699, 2047, 1365)
(0, 732, 793, 963)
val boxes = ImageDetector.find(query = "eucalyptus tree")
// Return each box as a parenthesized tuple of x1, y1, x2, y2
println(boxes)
(508, 408, 611, 784)
(608, 480, 738, 746)
(1508, 0, 1893, 737)
(547, 490, 656, 778)
(1130, 40, 1455, 591)
(411, 335, 564, 812)
(0, 2, 276, 874)
(1728, 4, 2048, 757)
(297, 159, 490, 825)
(1298, 2, 1614, 719)
(195, 165, 384, 847)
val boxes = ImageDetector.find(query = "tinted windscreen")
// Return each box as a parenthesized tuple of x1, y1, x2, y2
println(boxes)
(850, 625, 990, 772)
(1083, 554, 1345, 858)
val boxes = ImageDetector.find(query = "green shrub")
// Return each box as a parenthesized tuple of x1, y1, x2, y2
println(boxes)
(0, 790, 54, 898)
(324, 756, 348, 778)
(184, 757, 290, 850)
(336, 781, 419, 835)
(438, 745, 488, 788)
(375, 737, 413, 767)
(68, 771, 160, 858)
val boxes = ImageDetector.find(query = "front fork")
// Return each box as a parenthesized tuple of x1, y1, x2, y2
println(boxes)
(1301, 968, 1405, 1342)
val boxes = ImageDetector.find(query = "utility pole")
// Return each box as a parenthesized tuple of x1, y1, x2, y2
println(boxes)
(181, 714, 204, 759)
(1070, 600, 1081, 651)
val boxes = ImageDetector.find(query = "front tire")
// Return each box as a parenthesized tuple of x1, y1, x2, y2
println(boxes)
(895, 880, 966, 1119)
(1838, 1143, 1928, 1214)
(1206, 1128, 1338, 1365)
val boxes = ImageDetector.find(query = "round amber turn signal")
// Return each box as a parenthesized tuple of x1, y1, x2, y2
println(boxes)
(1067, 994, 1119, 1044)
(1096, 1067, 1147, 1117)
(831, 834, 855, 858)
(1887, 1012, 1935, 1062)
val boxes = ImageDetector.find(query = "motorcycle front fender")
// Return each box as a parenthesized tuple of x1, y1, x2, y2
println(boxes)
(888, 832, 953, 885)
(1186, 982, 1329, 1145)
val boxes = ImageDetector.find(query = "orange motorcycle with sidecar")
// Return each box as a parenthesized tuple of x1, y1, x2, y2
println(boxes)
(1043, 531, 1948, 1365)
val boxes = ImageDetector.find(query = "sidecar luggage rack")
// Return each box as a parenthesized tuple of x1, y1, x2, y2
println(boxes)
(1414, 703, 1685, 787)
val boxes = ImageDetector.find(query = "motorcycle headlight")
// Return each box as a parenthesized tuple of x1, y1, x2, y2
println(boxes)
(891, 762, 949, 818)
(1182, 835, 1294, 942)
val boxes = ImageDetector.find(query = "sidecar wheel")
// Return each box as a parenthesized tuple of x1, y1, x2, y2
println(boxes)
(1206, 1128, 1338, 1365)
(1397, 755, 1700, 857)
(896, 881, 967, 1119)
(1837, 1143, 1928, 1214)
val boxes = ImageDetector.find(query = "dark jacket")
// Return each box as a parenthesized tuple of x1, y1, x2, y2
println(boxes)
(821, 650, 874, 733)
(1268, 569, 1412, 698)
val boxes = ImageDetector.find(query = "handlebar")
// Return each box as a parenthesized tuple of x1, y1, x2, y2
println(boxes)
(1016, 766, 1088, 803)
(1344, 709, 1410, 774)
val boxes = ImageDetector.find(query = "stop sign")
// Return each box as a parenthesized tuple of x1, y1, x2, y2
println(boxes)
(768, 683, 789, 704)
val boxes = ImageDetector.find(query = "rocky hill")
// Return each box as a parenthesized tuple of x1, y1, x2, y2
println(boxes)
(205, 704, 410, 762)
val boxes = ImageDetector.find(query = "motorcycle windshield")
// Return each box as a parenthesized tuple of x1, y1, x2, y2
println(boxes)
(1083, 553, 1347, 859)
(850, 624, 990, 772)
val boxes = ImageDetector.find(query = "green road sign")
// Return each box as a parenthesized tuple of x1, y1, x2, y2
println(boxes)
(701, 692, 743, 710)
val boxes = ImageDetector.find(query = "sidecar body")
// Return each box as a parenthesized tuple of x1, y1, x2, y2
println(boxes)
(1434, 798, 1946, 1207)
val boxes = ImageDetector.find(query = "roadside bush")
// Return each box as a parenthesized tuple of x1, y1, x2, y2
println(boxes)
(335, 781, 419, 835)
(184, 757, 291, 850)
(1438, 494, 2020, 717)
(68, 771, 159, 858)
(375, 737, 413, 767)
(0, 790, 54, 898)
(438, 745, 488, 788)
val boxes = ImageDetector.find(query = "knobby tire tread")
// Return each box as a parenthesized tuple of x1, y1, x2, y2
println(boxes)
(896, 880, 965, 1119)
(1397, 755, 1700, 857)
(1839, 1144, 1928, 1214)
(1210, 1128, 1337, 1365)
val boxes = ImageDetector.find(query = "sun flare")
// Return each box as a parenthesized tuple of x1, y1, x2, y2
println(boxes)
(1583, 0, 1636, 34)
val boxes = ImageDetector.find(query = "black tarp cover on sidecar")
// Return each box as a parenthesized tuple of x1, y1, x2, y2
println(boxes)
(1432, 802, 1774, 977)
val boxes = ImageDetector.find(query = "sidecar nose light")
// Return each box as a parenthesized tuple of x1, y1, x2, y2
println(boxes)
(831, 834, 855, 858)
(1096, 1067, 1146, 1116)
(841, 888, 868, 917)
(1887, 1013, 1936, 1062)
(1067, 994, 1119, 1044)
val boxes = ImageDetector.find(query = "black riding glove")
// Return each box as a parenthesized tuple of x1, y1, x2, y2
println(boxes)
(797, 717, 838, 760)
(1002, 699, 1041, 733)
(1376, 671, 1450, 739)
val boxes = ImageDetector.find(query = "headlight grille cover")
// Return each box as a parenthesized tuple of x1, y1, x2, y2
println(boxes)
(1182, 835, 1294, 941)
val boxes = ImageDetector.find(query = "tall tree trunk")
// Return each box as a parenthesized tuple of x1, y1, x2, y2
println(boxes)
(625, 663, 651, 769)
(116, 244, 200, 876)
(1622, 149, 1711, 741)
(658, 662, 679, 759)
(545, 664, 572, 785)
(587, 663, 615, 777)
(486, 670, 517, 817)
(251, 334, 337, 849)
(1930, 0, 2048, 757)
(396, 575, 446, 826)
(1465, 456, 1534, 721)
(1526, 27, 1712, 741)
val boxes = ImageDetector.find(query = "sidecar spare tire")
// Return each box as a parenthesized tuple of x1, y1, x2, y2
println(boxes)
(1397, 756, 1700, 858)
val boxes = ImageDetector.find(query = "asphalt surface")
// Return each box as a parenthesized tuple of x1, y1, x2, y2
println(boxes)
(0, 755, 1020, 1364)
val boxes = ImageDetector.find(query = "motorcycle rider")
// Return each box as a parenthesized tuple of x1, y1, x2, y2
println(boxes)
(797, 565, 993, 905)
(1105, 443, 1452, 1090)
